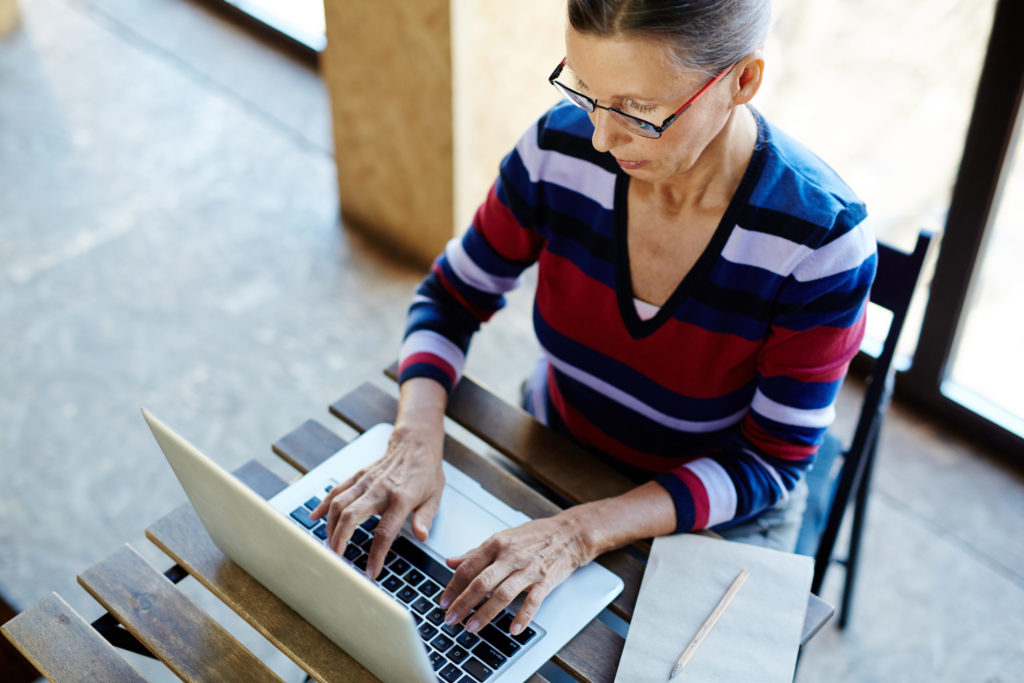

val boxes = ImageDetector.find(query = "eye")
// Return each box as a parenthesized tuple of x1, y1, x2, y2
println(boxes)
(626, 100, 656, 115)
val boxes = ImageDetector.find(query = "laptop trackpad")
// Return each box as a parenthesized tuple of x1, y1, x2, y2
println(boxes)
(421, 484, 516, 560)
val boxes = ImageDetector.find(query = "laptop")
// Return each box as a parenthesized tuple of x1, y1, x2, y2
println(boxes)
(142, 408, 623, 683)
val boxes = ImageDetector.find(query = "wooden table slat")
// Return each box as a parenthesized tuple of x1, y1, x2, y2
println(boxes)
(330, 382, 645, 619)
(384, 364, 638, 506)
(329, 383, 627, 682)
(272, 418, 348, 474)
(77, 544, 282, 683)
(146, 460, 378, 683)
(1, 592, 146, 683)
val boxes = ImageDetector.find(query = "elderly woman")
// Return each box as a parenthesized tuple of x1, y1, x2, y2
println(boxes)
(313, 0, 875, 638)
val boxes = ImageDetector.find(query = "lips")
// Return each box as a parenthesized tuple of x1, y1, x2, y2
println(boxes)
(614, 158, 649, 170)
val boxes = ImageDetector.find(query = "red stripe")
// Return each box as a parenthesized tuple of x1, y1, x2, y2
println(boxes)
(433, 264, 493, 322)
(548, 368, 695, 473)
(741, 417, 817, 461)
(536, 251, 760, 397)
(399, 351, 456, 386)
(475, 183, 544, 262)
(759, 310, 867, 383)
(673, 468, 709, 530)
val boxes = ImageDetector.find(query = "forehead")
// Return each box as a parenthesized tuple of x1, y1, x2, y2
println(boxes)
(563, 27, 694, 100)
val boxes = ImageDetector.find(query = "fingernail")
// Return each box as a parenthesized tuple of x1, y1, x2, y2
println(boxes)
(439, 595, 450, 609)
(510, 623, 522, 636)
(466, 619, 480, 633)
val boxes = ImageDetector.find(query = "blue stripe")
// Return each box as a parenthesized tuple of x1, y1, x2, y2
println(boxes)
(759, 375, 840, 410)
(544, 231, 617, 290)
(462, 226, 533, 280)
(399, 362, 455, 394)
(671, 298, 771, 341)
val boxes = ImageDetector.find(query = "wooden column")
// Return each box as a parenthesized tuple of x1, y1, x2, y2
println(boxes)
(323, 1, 563, 267)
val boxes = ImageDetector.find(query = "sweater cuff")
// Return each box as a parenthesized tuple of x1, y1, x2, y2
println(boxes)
(653, 472, 698, 533)
(398, 357, 457, 395)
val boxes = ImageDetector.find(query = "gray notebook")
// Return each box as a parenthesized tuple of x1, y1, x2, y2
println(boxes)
(615, 534, 812, 682)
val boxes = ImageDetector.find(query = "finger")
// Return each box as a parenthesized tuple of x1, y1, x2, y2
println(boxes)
(320, 479, 362, 536)
(327, 499, 375, 555)
(444, 558, 504, 627)
(511, 582, 553, 636)
(439, 548, 487, 609)
(364, 504, 408, 579)
(466, 571, 531, 633)
(410, 491, 442, 541)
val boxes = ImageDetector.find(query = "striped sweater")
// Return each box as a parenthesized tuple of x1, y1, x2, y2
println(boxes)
(399, 102, 876, 533)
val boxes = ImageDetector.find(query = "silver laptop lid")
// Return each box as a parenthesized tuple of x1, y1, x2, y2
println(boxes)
(141, 409, 436, 683)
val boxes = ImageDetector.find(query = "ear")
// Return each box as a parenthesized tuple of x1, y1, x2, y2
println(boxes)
(732, 50, 764, 106)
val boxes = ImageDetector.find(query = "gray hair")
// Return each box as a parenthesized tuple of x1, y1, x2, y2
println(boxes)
(567, 0, 771, 77)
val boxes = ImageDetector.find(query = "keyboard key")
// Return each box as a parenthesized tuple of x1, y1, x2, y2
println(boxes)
(456, 630, 479, 648)
(392, 536, 454, 587)
(462, 657, 493, 681)
(480, 624, 520, 658)
(411, 596, 433, 614)
(405, 569, 425, 586)
(397, 586, 417, 604)
(389, 558, 410, 575)
(360, 516, 380, 533)
(448, 645, 469, 665)
(385, 550, 397, 565)
(430, 651, 446, 671)
(382, 575, 403, 593)
(419, 579, 440, 597)
(426, 608, 446, 626)
(351, 528, 369, 546)
(303, 496, 321, 510)
(431, 634, 454, 652)
(312, 524, 327, 540)
(324, 484, 334, 493)
(342, 544, 361, 561)
(419, 623, 438, 641)
(495, 612, 536, 644)
(354, 554, 368, 571)
(439, 663, 462, 682)
(471, 642, 506, 669)
(442, 621, 463, 637)
(289, 506, 318, 529)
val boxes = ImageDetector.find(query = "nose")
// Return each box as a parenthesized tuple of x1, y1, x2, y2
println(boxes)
(589, 109, 626, 154)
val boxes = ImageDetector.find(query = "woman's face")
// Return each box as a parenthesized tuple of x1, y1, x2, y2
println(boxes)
(563, 27, 738, 184)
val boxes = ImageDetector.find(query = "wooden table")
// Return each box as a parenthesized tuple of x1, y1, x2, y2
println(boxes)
(2, 366, 831, 682)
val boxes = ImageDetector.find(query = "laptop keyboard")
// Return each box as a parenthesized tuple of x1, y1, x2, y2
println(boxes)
(291, 492, 539, 682)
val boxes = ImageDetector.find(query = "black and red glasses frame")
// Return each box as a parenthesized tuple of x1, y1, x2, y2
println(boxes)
(548, 58, 738, 139)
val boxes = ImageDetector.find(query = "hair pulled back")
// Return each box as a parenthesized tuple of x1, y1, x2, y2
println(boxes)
(567, 0, 770, 77)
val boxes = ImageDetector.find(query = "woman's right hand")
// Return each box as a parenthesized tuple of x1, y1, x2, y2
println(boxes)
(309, 377, 447, 579)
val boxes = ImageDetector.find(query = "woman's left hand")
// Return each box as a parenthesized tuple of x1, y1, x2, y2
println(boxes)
(439, 510, 594, 637)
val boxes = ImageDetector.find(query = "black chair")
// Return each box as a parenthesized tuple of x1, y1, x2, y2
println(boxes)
(795, 229, 933, 628)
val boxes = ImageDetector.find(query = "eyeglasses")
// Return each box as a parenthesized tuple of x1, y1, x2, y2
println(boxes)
(548, 59, 737, 139)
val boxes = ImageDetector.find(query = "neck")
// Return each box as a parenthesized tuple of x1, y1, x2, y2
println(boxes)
(645, 106, 758, 214)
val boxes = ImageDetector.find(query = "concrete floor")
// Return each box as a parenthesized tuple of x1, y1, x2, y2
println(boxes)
(1, 1, 1022, 681)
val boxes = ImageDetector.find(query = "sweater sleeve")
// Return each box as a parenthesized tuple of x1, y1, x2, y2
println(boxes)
(654, 212, 877, 532)
(397, 128, 548, 393)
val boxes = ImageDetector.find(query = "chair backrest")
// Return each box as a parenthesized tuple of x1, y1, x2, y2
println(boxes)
(810, 229, 933, 594)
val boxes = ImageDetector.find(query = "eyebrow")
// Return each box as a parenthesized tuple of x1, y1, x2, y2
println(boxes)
(569, 67, 658, 104)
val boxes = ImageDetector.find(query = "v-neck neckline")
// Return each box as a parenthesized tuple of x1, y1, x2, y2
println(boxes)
(613, 113, 768, 339)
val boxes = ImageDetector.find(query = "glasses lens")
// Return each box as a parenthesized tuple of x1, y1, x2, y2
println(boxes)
(608, 110, 661, 139)
(552, 81, 595, 113)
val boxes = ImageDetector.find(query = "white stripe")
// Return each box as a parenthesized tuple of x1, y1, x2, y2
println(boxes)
(544, 350, 748, 432)
(444, 238, 520, 295)
(410, 294, 434, 306)
(721, 226, 810, 277)
(751, 389, 835, 428)
(792, 217, 876, 282)
(528, 357, 549, 426)
(516, 124, 617, 210)
(743, 449, 788, 502)
(683, 458, 737, 527)
(399, 330, 466, 377)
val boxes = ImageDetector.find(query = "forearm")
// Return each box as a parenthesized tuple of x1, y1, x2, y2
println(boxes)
(567, 481, 678, 561)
